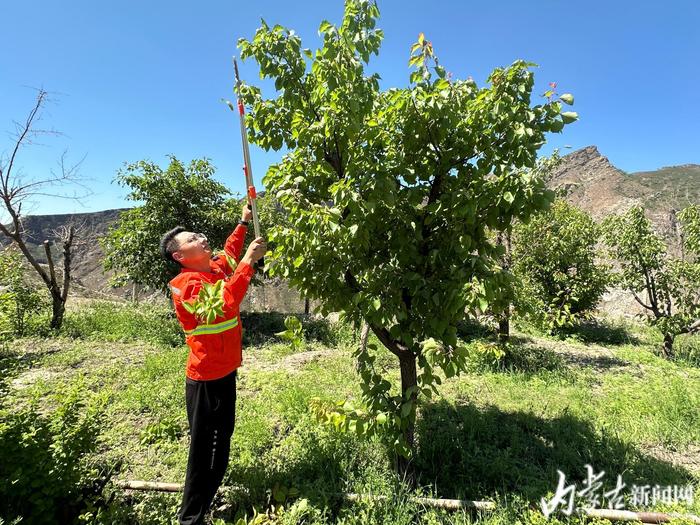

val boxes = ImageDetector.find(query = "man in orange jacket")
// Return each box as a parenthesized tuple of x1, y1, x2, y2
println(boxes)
(159, 202, 267, 525)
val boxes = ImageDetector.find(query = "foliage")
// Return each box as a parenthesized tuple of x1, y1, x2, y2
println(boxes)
(237, 0, 577, 461)
(4, 305, 700, 523)
(182, 280, 226, 323)
(0, 381, 109, 524)
(274, 315, 305, 351)
(511, 199, 612, 333)
(101, 156, 243, 292)
(601, 204, 700, 356)
(139, 417, 184, 447)
(0, 248, 49, 339)
(679, 204, 700, 256)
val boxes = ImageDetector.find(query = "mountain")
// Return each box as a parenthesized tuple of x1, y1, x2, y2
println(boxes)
(549, 146, 700, 254)
(1, 208, 131, 297)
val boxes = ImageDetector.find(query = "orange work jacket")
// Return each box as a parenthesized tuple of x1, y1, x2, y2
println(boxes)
(168, 224, 256, 381)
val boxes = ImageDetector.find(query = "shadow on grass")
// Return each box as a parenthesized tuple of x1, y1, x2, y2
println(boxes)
(456, 318, 495, 341)
(216, 422, 374, 523)
(414, 400, 694, 502)
(506, 334, 631, 374)
(558, 318, 641, 347)
(209, 400, 693, 521)
(241, 312, 354, 348)
(0, 339, 61, 395)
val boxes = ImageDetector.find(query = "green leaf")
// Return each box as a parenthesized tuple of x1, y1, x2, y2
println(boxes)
(559, 93, 574, 105)
(318, 20, 333, 34)
(479, 297, 489, 312)
(561, 111, 578, 123)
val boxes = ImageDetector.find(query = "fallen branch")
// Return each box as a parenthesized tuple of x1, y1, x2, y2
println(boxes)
(585, 507, 700, 524)
(113, 481, 700, 523)
(343, 492, 495, 511)
(115, 480, 182, 493)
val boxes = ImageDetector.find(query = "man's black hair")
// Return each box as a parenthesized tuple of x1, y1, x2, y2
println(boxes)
(160, 226, 186, 264)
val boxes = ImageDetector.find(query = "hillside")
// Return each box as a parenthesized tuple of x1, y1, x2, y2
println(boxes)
(549, 146, 700, 253)
(3, 146, 697, 308)
(1, 209, 131, 297)
(627, 163, 700, 210)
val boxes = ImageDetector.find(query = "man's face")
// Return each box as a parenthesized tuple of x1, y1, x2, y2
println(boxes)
(172, 231, 212, 266)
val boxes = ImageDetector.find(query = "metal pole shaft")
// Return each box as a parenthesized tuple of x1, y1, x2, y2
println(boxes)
(233, 57, 262, 239)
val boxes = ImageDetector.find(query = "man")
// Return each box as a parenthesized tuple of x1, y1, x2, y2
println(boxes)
(159, 203, 267, 525)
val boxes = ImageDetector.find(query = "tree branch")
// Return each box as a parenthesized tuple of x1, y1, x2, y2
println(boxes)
(43, 240, 57, 287)
(60, 225, 75, 302)
(679, 318, 700, 335)
(1, 89, 48, 195)
(631, 291, 654, 311)
(343, 268, 411, 357)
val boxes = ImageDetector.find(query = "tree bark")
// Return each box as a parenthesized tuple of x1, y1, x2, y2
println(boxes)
(496, 229, 511, 344)
(304, 297, 310, 315)
(498, 313, 510, 343)
(396, 353, 418, 486)
(50, 291, 65, 330)
(662, 332, 675, 359)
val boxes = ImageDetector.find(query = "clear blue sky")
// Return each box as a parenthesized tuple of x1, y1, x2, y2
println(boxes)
(2, 0, 698, 216)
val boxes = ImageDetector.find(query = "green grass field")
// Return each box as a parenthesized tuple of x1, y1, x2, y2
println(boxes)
(1, 301, 699, 524)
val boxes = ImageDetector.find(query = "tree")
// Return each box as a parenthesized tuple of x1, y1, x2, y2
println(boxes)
(511, 199, 612, 334)
(236, 0, 578, 478)
(101, 156, 283, 293)
(484, 152, 564, 343)
(601, 205, 700, 357)
(0, 89, 89, 330)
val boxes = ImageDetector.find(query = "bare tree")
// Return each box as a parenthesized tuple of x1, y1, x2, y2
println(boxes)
(0, 88, 91, 329)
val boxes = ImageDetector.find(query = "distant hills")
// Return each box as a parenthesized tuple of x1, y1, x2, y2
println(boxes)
(1, 208, 129, 297)
(548, 145, 699, 255)
(3, 146, 698, 298)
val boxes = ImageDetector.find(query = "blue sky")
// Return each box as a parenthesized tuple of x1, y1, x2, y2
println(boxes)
(2, 0, 698, 216)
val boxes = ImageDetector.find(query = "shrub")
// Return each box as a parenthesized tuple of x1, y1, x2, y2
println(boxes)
(0, 248, 49, 339)
(512, 200, 611, 334)
(0, 380, 111, 524)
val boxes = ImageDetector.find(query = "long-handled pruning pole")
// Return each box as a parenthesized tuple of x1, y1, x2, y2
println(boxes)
(231, 57, 264, 271)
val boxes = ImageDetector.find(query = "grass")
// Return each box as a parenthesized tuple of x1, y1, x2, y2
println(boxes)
(1, 301, 699, 524)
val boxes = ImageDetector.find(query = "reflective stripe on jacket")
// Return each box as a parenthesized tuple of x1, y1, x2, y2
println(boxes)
(168, 224, 256, 381)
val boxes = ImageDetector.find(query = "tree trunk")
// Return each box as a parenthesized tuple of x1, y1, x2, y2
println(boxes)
(498, 310, 510, 343)
(496, 230, 511, 344)
(396, 353, 418, 486)
(355, 321, 370, 373)
(50, 291, 66, 330)
(662, 333, 675, 359)
(304, 297, 310, 315)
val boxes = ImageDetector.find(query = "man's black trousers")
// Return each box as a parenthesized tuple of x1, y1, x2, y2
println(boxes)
(178, 369, 237, 525)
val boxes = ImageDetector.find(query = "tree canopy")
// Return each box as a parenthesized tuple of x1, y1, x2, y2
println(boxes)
(236, 0, 578, 469)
